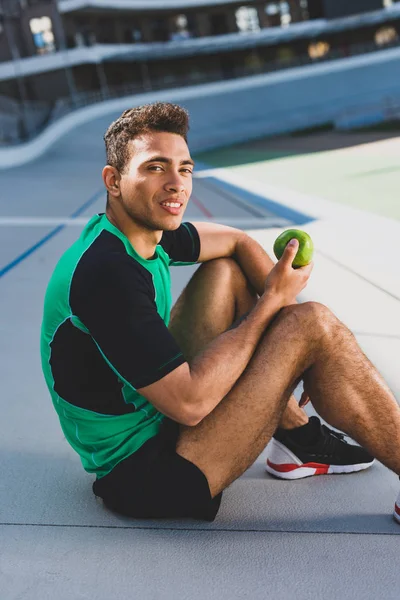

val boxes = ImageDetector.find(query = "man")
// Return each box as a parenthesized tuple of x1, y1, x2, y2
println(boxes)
(41, 102, 400, 523)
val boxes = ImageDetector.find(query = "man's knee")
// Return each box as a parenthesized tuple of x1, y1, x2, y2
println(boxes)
(275, 301, 339, 340)
(198, 258, 248, 291)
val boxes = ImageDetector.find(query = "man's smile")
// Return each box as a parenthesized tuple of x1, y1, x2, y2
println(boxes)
(159, 196, 185, 215)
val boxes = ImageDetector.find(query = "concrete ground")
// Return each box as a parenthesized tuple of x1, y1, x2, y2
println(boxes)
(196, 130, 400, 220)
(0, 123, 399, 600)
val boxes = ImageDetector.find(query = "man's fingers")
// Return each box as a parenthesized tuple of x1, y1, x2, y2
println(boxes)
(286, 239, 299, 253)
(299, 390, 310, 408)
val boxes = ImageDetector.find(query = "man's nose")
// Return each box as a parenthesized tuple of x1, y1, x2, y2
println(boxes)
(165, 174, 186, 193)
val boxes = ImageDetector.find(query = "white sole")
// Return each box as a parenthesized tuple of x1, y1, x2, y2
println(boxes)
(265, 460, 375, 480)
(266, 439, 375, 480)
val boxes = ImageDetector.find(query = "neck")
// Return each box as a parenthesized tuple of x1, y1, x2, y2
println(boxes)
(105, 204, 162, 260)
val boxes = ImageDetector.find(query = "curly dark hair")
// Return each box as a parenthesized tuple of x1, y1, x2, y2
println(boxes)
(104, 102, 190, 173)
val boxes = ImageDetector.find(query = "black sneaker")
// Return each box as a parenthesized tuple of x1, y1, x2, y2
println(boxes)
(266, 416, 375, 480)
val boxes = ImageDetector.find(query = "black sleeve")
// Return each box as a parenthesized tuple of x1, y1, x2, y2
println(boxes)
(159, 222, 200, 265)
(70, 252, 186, 389)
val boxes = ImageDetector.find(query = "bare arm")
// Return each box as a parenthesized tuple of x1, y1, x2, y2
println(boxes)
(192, 221, 297, 299)
(233, 231, 277, 297)
(138, 239, 312, 426)
(186, 290, 283, 419)
(138, 290, 282, 426)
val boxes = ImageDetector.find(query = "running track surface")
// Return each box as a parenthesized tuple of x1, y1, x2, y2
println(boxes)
(1, 119, 399, 600)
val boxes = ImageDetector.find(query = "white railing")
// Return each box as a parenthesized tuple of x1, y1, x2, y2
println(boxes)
(2, 37, 400, 145)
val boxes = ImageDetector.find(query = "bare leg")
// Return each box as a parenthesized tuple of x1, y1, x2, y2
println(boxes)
(169, 258, 308, 429)
(301, 318, 400, 474)
(170, 261, 400, 497)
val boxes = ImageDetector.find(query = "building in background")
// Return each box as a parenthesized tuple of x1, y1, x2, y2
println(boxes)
(307, 0, 386, 20)
(1, 0, 400, 141)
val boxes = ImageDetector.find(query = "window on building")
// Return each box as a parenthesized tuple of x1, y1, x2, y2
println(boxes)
(265, 2, 292, 26)
(125, 27, 142, 43)
(74, 18, 95, 47)
(97, 19, 115, 44)
(151, 18, 169, 42)
(171, 14, 192, 41)
(375, 26, 398, 46)
(277, 46, 294, 62)
(244, 50, 263, 71)
(74, 32, 85, 47)
(280, 2, 292, 26)
(308, 41, 330, 59)
(235, 6, 260, 33)
(266, 3, 280, 16)
(29, 16, 55, 54)
(210, 13, 229, 36)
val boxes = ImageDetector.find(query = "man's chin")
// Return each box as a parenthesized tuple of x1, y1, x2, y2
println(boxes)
(158, 216, 183, 231)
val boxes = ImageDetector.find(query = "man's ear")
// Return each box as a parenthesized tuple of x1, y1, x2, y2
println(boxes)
(102, 165, 121, 198)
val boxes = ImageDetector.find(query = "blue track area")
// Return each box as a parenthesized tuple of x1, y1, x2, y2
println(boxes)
(0, 163, 294, 280)
(203, 176, 315, 224)
(0, 115, 399, 600)
(0, 188, 104, 279)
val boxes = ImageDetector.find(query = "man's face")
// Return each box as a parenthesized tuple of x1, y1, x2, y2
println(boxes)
(118, 131, 194, 231)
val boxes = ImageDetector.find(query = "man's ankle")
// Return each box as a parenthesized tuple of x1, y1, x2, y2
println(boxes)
(278, 413, 309, 431)
(278, 396, 309, 430)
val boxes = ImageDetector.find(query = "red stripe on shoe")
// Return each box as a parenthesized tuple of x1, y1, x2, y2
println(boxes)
(314, 465, 330, 475)
(395, 503, 400, 516)
(267, 460, 329, 473)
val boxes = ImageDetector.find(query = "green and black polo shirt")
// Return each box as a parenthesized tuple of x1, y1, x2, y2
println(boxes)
(40, 213, 200, 478)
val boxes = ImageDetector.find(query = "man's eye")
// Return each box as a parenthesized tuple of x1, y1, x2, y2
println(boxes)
(149, 165, 163, 171)
(181, 168, 193, 174)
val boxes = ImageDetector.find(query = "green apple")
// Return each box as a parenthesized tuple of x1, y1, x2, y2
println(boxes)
(273, 229, 314, 268)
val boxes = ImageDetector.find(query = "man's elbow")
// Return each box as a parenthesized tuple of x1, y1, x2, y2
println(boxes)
(180, 399, 206, 427)
(184, 413, 204, 427)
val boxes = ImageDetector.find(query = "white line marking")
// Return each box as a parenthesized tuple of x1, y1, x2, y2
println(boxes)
(0, 217, 90, 226)
(194, 169, 222, 178)
(0, 216, 289, 228)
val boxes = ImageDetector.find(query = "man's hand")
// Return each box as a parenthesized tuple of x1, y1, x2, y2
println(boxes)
(264, 239, 314, 307)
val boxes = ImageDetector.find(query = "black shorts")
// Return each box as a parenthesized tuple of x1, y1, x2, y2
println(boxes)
(92, 418, 222, 521)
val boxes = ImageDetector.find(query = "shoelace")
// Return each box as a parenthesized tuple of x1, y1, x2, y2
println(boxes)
(320, 425, 347, 456)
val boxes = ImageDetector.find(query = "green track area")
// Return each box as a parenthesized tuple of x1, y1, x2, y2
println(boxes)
(195, 132, 400, 222)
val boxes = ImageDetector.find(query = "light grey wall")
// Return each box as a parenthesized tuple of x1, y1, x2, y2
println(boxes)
(176, 46, 400, 151)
